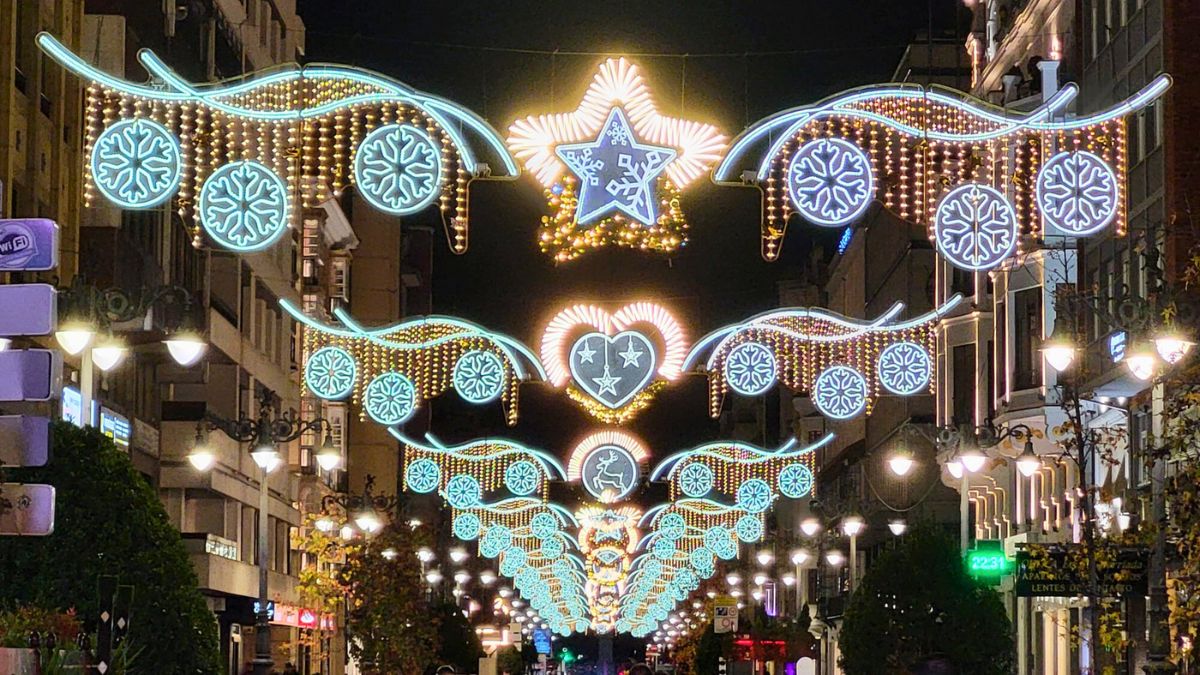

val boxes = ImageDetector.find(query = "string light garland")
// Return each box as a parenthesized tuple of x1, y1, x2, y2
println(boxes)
(38, 32, 517, 255)
(687, 296, 961, 419)
(282, 300, 544, 426)
(715, 76, 1171, 261)
(508, 57, 726, 261)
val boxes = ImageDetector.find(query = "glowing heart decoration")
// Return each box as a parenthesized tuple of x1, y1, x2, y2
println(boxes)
(541, 303, 687, 422)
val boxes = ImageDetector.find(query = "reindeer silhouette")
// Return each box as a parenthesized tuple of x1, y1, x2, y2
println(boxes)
(589, 450, 630, 495)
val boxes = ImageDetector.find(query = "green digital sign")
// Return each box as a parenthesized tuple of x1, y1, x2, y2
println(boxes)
(966, 540, 1010, 579)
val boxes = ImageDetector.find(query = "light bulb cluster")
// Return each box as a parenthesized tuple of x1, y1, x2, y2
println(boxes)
(539, 176, 688, 262)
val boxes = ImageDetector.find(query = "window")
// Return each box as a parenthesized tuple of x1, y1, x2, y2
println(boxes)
(953, 344, 976, 426)
(995, 300, 1008, 396)
(951, 266, 975, 298)
(1090, 3, 1100, 59)
(1012, 287, 1043, 390)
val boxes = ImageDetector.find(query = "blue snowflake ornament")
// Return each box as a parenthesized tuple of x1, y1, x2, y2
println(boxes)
(813, 365, 868, 419)
(778, 463, 815, 499)
(199, 160, 289, 252)
(453, 350, 505, 403)
(725, 342, 778, 396)
(363, 372, 417, 425)
(878, 341, 932, 395)
(736, 478, 773, 513)
(678, 462, 714, 498)
(453, 513, 481, 540)
(304, 346, 357, 400)
(787, 138, 874, 226)
(934, 183, 1018, 271)
(91, 118, 182, 208)
(444, 474, 482, 509)
(353, 123, 443, 215)
(505, 460, 541, 496)
(405, 458, 441, 493)
(736, 515, 764, 543)
(1036, 150, 1119, 235)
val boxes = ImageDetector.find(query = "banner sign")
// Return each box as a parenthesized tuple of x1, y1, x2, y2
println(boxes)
(0, 350, 62, 401)
(714, 596, 738, 633)
(1015, 544, 1148, 597)
(0, 219, 58, 271)
(0, 284, 57, 336)
(0, 416, 50, 467)
(0, 484, 56, 536)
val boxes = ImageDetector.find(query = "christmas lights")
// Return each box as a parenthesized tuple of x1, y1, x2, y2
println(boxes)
(38, 32, 517, 254)
(507, 57, 726, 261)
(566, 430, 650, 503)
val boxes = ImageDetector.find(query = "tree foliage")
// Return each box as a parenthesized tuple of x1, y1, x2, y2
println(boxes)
(0, 422, 220, 674)
(496, 645, 524, 675)
(839, 525, 1014, 674)
(429, 600, 483, 673)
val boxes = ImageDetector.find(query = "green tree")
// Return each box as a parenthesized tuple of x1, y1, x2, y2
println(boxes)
(430, 600, 483, 672)
(496, 645, 524, 675)
(839, 525, 1014, 674)
(0, 422, 220, 673)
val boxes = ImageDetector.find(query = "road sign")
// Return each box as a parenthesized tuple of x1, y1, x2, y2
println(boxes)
(0, 350, 62, 401)
(0, 284, 57, 336)
(0, 219, 58, 271)
(532, 627, 552, 655)
(714, 595, 738, 634)
(0, 416, 50, 467)
(0, 484, 56, 536)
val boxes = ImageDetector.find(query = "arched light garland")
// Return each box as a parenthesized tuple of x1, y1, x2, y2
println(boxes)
(541, 302, 687, 422)
(714, 76, 1171, 261)
(283, 300, 543, 426)
(38, 32, 517, 255)
(686, 296, 962, 418)
(576, 505, 643, 634)
(508, 57, 726, 262)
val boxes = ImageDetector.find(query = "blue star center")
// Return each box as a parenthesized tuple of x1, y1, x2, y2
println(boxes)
(554, 107, 677, 227)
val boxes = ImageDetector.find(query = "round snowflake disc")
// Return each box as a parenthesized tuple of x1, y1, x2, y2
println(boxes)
(444, 474, 482, 509)
(353, 123, 443, 215)
(453, 350, 505, 403)
(813, 364, 868, 419)
(777, 463, 814, 499)
(933, 183, 1018, 271)
(199, 160, 289, 252)
(91, 118, 182, 209)
(505, 460, 541, 496)
(363, 372, 417, 425)
(735, 514, 764, 543)
(877, 341, 932, 395)
(405, 458, 441, 493)
(786, 137, 875, 226)
(304, 346, 357, 400)
(677, 462, 714, 498)
(736, 478, 773, 513)
(1036, 150, 1119, 235)
(725, 342, 778, 396)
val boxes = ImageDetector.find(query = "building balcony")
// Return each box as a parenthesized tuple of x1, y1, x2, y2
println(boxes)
(182, 533, 299, 603)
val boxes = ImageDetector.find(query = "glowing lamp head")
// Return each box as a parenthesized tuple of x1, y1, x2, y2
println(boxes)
(55, 323, 95, 356)
(449, 547, 470, 563)
(946, 459, 964, 479)
(315, 436, 341, 471)
(790, 549, 810, 566)
(825, 550, 845, 566)
(250, 439, 281, 473)
(314, 516, 335, 533)
(354, 508, 383, 535)
(1123, 339, 1159, 381)
(1016, 440, 1041, 478)
(425, 569, 443, 585)
(959, 446, 987, 473)
(0, 337, 11, 351)
(888, 519, 907, 536)
(90, 338, 128, 372)
(479, 570, 497, 586)
(1041, 341, 1076, 372)
(841, 516, 865, 537)
(1155, 332, 1194, 365)
(756, 550, 774, 566)
(781, 573, 797, 587)
(417, 547, 435, 563)
(381, 548, 398, 560)
(164, 332, 207, 366)
(800, 518, 822, 537)
(187, 445, 216, 472)
(454, 570, 471, 585)
(888, 450, 915, 477)
(725, 573, 741, 586)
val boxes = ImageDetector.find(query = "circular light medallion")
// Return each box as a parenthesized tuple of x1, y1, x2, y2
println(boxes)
(480, 525, 513, 558)
(1036, 150, 1119, 236)
(786, 137, 875, 226)
(877, 341, 932, 395)
(658, 513, 687, 541)
(504, 460, 542, 496)
(580, 443, 640, 502)
(405, 458, 441, 493)
(933, 183, 1018, 271)
(444, 474, 482, 509)
(363, 372, 418, 425)
(724, 342, 778, 396)
(677, 462, 714, 498)
(305, 346, 357, 400)
(453, 350, 506, 404)
(353, 123, 443, 215)
(199, 160, 289, 252)
(530, 512, 559, 540)
(777, 463, 815, 499)
(92, 118, 182, 209)
(452, 513, 481, 540)
(736, 478, 773, 513)
(736, 515, 764, 543)
(813, 365, 868, 420)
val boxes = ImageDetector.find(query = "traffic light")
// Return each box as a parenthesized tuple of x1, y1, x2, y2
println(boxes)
(559, 647, 575, 664)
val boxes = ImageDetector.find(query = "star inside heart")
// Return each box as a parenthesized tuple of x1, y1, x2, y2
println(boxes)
(569, 331, 657, 409)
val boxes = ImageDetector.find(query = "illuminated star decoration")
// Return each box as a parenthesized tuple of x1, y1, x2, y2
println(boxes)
(555, 108, 676, 227)
(508, 57, 726, 262)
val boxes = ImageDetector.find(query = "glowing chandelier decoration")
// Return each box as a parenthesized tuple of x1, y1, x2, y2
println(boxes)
(714, 76, 1172, 264)
(687, 296, 962, 419)
(540, 303, 688, 423)
(38, 32, 517, 255)
(508, 57, 726, 262)
(283, 300, 543, 426)
(616, 434, 828, 637)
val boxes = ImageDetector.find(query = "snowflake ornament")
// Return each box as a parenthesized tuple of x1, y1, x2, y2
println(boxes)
(453, 513, 482, 540)
(1036, 150, 1119, 235)
(444, 474, 482, 509)
(777, 463, 815, 499)
(877, 341, 932, 395)
(363, 372, 418, 425)
(452, 350, 505, 403)
(735, 515, 764, 543)
(353, 123, 443, 215)
(678, 462, 714, 498)
(199, 160, 289, 252)
(504, 460, 541, 496)
(91, 118, 182, 208)
(787, 138, 875, 226)
(736, 478, 773, 513)
(304, 346, 357, 400)
(813, 365, 868, 419)
(933, 183, 1018, 271)
(725, 342, 778, 396)
(405, 458, 441, 494)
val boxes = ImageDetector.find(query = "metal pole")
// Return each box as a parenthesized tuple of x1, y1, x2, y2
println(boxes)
(253, 466, 273, 675)
(795, 563, 802, 617)
(849, 535, 858, 592)
(1145, 381, 1176, 674)
(81, 348, 94, 426)
(960, 473, 969, 554)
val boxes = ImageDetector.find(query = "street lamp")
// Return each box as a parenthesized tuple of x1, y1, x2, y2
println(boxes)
(1015, 438, 1042, 478)
(1154, 330, 1195, 365)
(887, 449, 915, 477)
(958, 444, 987, 473)
(755, 550, 774, 567)
(89, 335, 128, 372)
(888, 519, 907, 536)
(187, 390, 330, 675)
(824, 550, 844, 566)
(800, 518, 822, 537)
(1123, 339, 1159, 381)
(319, 475, 400, 539)
(314, 433, 342, 471)
(1040, 323, 1077, 372)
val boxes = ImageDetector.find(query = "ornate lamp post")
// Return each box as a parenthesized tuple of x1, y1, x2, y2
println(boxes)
(187, 391, 333, 675)
(319, 475, 400, 538)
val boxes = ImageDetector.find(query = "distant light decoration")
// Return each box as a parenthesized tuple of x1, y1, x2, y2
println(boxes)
(507, 57, 726, 262)
(541, 303, 687, 422)
(38, 32, 517, 254)
(836, 226, 854, 254)
(453, 512, 482, 540)
(736, 479, 773, 513)
(505, 460, 542, 496)
(531, 513, 559, 540)
(786, 137, 875, 226)
(286, 300, 542, 426)
(714, 77, 1170, 261)
(777, 463, 814, 499)
(577, 505, 642, 632)
(480, 526, 513, 558)
(877, 341, 932, 395)
(397, 433, 565, 506)
(353, 123, 443, 215)
(363, 372, 418, 425)
(933, 183, 1018, 271)
(91, 118, 182, 209)
(405, 458, 441, 494)
(813, 365, 868, 419)
(678, 463, 715, 498)
(567, 430, 649, 504)
(735, 515, 764, 543)
(453, 350, 506, 404)
(198, 160, 290, 252)
(1036, 150, 1119, 235)
(445, 474, 483, 509)
(305, 346, 358, 400)
(724, 342, 778, 396)
(689, 298, 956, 418)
